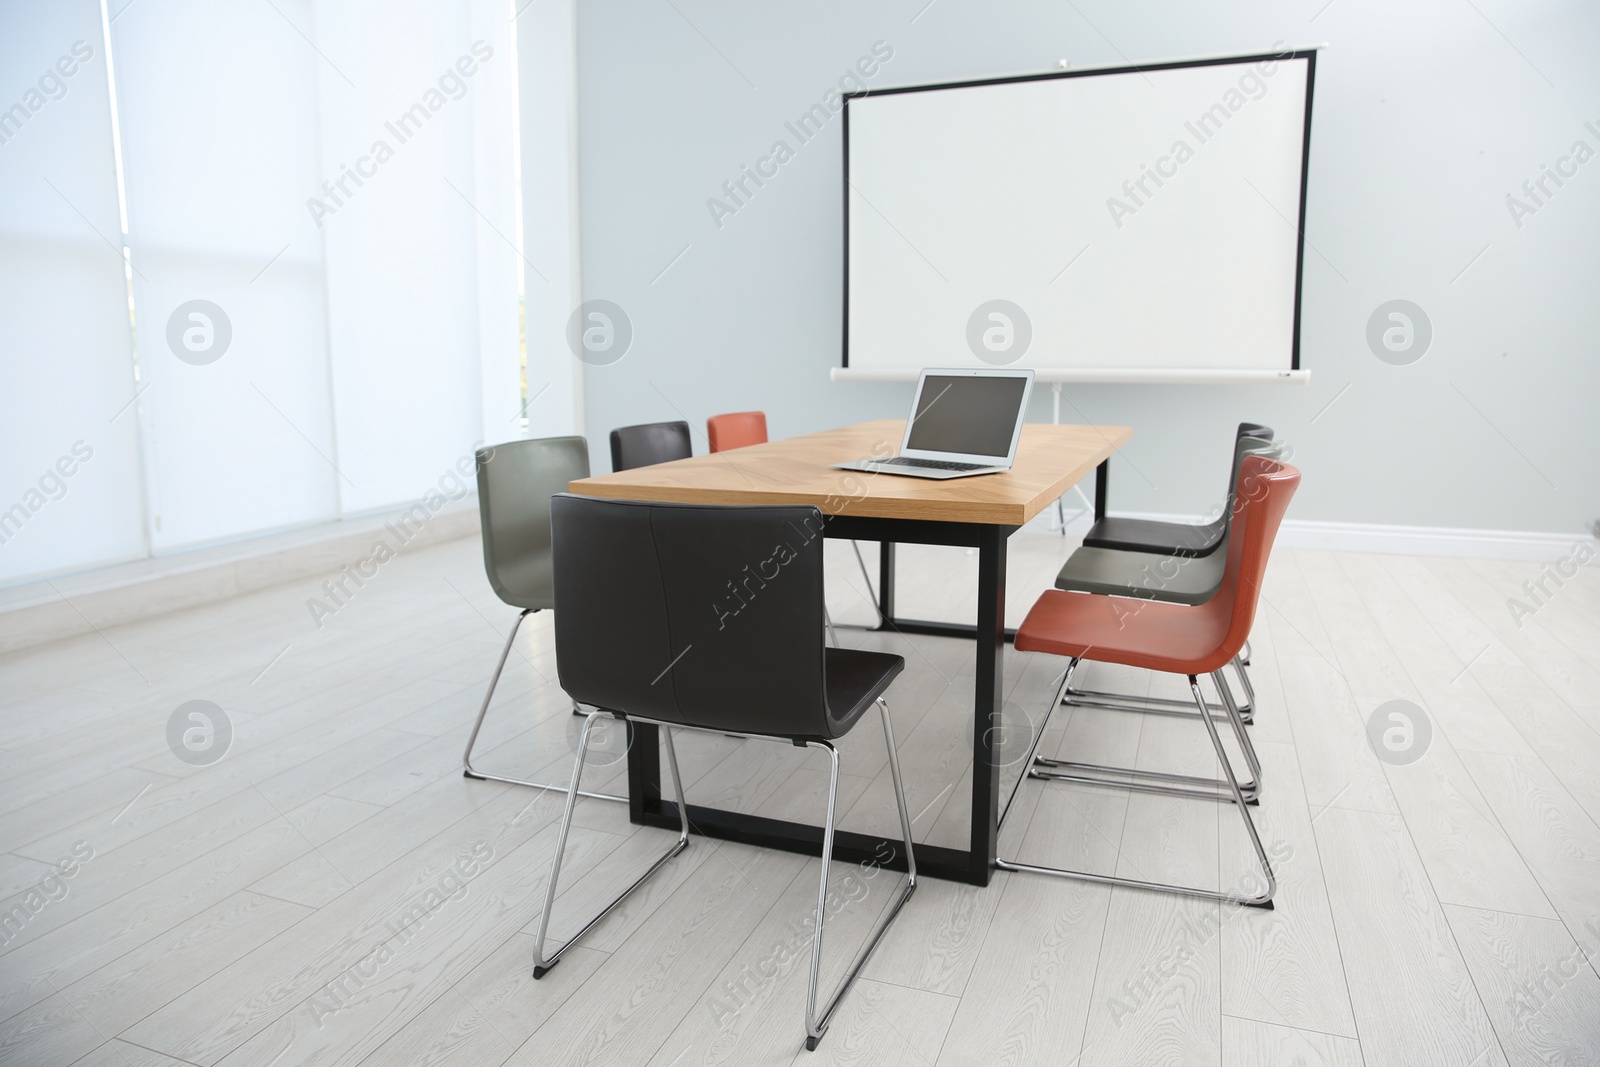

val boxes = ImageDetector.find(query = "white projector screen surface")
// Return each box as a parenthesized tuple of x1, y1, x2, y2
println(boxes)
(843, 52, 1315, 381)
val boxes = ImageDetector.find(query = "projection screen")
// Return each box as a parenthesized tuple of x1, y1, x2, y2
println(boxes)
(839, 49, 1317, 383)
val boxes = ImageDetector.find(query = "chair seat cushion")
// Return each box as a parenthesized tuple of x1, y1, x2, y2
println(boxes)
(824, 647, 904, 738)
(1082, 515, 1225, 558)
(1054, 545, 1226, 606)
(1015, 589, 1232, 676)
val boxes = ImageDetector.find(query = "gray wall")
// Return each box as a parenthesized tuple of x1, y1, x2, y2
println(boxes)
(573, 0, 1598, 534)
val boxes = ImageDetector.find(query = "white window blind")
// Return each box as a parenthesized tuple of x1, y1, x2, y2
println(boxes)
(1, 0, 529, 584)
(0, 0, 147, 583)
(111, 0, 340, 549)
(313, 0, 522, 513)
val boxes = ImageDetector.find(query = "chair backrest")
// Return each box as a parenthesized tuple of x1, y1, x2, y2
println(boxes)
(1117, 434, 1273, 598)
(1200, 455, 1300, 666)
(1168, 433, 1276, 556)
(609, 421, 692, 472)
(1221, 433, 1276, 522)
(707, 411, 768, 453)
(550, 494, 840, 738)
(1222, 423, 1274, 507)
(475, 436, 590, 610)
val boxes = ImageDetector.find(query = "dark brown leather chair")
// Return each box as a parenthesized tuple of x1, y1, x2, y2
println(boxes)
(608, 419, 692, 471)
(1080, 421, 1274, 558)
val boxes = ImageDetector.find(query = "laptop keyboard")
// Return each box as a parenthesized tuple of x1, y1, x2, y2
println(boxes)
(879, 457, 991, 471)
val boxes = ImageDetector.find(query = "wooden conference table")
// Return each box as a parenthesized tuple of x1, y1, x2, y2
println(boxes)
(567, 418, 1131, 886)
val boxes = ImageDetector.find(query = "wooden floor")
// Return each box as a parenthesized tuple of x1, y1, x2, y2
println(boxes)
(2, 529, 1599, 1066)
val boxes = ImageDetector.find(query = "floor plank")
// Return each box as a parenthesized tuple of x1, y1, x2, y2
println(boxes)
(1444, 904, 1600, 1067)
(1220, 740, 1357, 1038)
(511, 845, 805, 1066)
(1220, 1014, 1364, 1067)
(360, 934, 607, 1067)
(1314, 807, 1507, 1067)
(934, 872, 1108, 1067)
(61, 890, 312, 1035)
(1454, 750, 1600, 951)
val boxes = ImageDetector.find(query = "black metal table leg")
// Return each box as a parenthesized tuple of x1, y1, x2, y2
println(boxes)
(627, 721, 661, 824)
(877, 541, 896, 622)
(969, 524, 1007, 883)
(1094, 459, 1109, 521)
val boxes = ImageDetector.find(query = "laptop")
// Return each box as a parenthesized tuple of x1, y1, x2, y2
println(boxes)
(834, 368, 1035, 479)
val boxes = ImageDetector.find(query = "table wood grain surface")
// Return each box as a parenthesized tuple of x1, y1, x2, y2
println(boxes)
(567, 419, 1132, 526)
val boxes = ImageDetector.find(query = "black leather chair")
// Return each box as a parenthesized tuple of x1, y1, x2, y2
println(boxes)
(1081, 422, 1273, 558)
(532, 495, 918, 1052)
(608, 419, 692, 471)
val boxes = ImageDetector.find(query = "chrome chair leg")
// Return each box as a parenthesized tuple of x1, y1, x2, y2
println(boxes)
(1061, 654, 1255, 724)
(463, 609, 626, 804)
(999, 666, 1073, 832)
(1215, 662, 1263, 790)
(532, 714, 690, 977)
(1035, 669, 1261, 802)
(1196, 668, 1275, 901)
(1228, 653, 1257, 716)
(998, 670, 1276, 908)
(1029, 761, 1258, 803)
(849, 541, 883, 625)
(828, 541, 885, 632)
(1240, 639, 1252, 666)
(527, 703, 918, 1048)
(804, 698, 917, 1051)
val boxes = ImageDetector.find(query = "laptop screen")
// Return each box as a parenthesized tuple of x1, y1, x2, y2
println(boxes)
(905, 374, 1030, 458)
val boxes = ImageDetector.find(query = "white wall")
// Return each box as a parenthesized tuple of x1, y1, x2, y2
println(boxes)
(571, 0, 1599, 534)
(516, 0, 584, 442)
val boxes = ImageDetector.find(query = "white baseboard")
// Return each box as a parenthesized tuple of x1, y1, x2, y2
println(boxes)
(0, 502, 480, 655)
(1023, 506, 1596, 562)
(1275, 519, 1595, 560)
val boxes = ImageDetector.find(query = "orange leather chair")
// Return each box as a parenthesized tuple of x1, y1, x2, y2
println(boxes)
(707, 410, 882, 631)
(706, 410, 767, 453)
(997, 455, 1300, 908)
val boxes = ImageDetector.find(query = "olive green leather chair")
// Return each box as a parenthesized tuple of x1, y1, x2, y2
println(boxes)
(460, 435, 624, 802)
